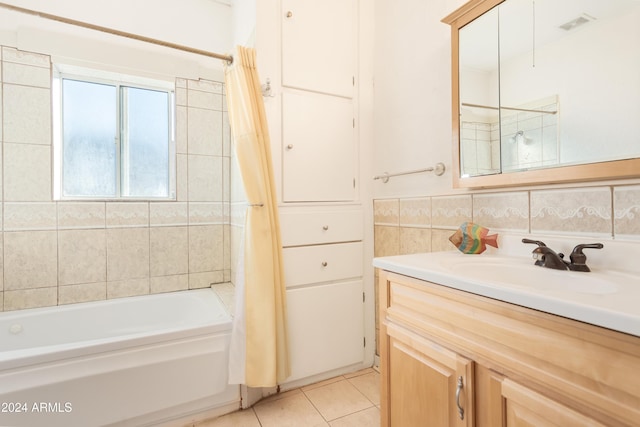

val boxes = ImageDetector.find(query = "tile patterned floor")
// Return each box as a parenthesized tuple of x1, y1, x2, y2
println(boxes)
(196, 368, 380, 427)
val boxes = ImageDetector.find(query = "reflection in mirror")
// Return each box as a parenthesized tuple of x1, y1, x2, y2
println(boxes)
(458, 0, 640, 178)
(459, 7, 499, 177)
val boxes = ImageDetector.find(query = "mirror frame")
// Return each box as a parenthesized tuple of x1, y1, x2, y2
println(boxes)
(442, 0, 640, 189)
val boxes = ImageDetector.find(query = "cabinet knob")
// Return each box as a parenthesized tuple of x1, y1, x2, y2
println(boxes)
(321, 261, 328, 267)
(286, 11, 293, 18)
(286, 144, 294, 150)
(322, 225, 329, 231)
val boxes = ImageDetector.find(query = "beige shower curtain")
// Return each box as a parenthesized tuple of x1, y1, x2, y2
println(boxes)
(224, 46, 290, 387)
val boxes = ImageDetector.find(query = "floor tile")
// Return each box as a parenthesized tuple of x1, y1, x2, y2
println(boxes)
(194, 408, 261, 427)
(304, 379, 374, 421)
(254, 392, 329, 427)
(343, 368, 376, 379)
(329, 406, 381, 427)
(347, 371, 380, 406)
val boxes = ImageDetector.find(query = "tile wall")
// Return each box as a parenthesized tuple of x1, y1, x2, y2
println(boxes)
(373, 183, 640, 352)
(0, 46, 232, 312)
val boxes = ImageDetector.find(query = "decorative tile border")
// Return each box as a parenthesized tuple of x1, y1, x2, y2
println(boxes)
(530, 187, 611, 236)
(614, 185, 640, 239)
(473, 192, 529, 232)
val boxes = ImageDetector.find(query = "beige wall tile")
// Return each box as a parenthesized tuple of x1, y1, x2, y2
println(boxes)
(0, 292, 3, 312)
(223, 112, 231, 157)
(187, 79, 223, 94)
(188, 90, 223, 111)
(4, 287, 57, 311)
(614, 185, 640, 239)
(399, 198, 431, 227)
(188, 155, 223, 202)
(176, 105, 188, 154)
(150, 226, 188, 276)
(189, 202, 225, 225)
(373, 199, 399, 225)
(2, 47, 50, 67)
(150, 274, 189, 294)
(176, 87, 187, 106)
(150, 202, 188, 226)
(400, 227, 431, 255)
(59, 282, 106, 305)
(107, 278, 149, 299)
(4, 202, 57, 230)
(189, 271, 224, 289)
(4, 143, 51, 201)
(4, 231, 57, 290)
(473, 191, 529, 232)
(374, 225, 399, 257)
(3, 85, 51, 144)
(189, 225, 224, 273)
(58, 229, 106, 285)
(58, 202, 106, 229)
(188, 108, 223, 156)
(431, 195, 472, 228)
(531, 187, 612, 236)
(432, 228, 457, 252)
(2, 62, 50, 88)
(177, 154, 188, 202)
(106, 203, 149, 228)
(107, 228, 149, 281)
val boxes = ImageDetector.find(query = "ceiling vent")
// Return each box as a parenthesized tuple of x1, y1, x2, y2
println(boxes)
(559, 13, 596, 31)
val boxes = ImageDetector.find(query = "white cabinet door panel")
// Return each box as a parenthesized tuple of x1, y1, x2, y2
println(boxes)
(281, 0, 355, 97)
(285, 280, 364, 382)
(282, 91, 355, 202)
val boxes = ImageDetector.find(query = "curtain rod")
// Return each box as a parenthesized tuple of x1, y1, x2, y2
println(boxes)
(0, 2, 233, 63)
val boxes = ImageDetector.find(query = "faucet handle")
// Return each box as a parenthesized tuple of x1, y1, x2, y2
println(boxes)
(569, 243, 604, 271)
(522, 238, 547, 247)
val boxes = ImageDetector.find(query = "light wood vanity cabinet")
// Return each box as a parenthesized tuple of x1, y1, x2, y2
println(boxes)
(379, 270, 640, 427)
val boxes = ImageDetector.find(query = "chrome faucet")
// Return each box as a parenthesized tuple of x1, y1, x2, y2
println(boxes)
(522, 239, 603, 272)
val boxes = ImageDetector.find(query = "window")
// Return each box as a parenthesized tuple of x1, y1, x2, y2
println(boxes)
(53, 69, 175, 200)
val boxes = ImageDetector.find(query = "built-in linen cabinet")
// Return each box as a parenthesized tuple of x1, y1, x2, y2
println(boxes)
(379, 270, 640, 427)
(272, 0, 366, 385)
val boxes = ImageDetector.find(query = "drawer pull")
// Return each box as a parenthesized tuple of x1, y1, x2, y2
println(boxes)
(455, 376, 464, 420)
(321, 261, 328, 267)
(322, 225, 329, 231)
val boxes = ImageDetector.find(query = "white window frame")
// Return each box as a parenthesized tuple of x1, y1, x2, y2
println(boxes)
(53, 65, 176, 201)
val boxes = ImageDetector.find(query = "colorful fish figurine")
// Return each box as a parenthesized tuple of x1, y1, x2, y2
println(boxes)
(449, 222, 499, 254)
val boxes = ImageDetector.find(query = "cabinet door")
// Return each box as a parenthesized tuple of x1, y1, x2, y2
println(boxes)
(386, 323, 475, 427)
(502, 379, 607, 427)
(281, 0, 355, 97)
(282, 91, 355, 202)
(285, 280, 364, 382)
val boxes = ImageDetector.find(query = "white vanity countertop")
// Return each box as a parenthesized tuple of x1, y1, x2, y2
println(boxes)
(373, 250, 640, 337)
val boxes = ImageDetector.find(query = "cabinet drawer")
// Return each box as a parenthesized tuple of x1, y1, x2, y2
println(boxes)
(284, 242, 362, 288)
(280, 209, 362, 247)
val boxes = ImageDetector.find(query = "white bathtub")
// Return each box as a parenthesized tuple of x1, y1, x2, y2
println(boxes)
(0, 288, 239, 427)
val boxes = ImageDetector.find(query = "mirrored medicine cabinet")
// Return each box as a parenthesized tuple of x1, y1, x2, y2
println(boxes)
(443, 0, 640, 188)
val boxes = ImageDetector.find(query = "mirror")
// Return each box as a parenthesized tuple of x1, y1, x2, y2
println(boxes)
(444, 0, 640, 188)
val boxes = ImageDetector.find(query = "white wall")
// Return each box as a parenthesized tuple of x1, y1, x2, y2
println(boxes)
(0, 0, 233, 81)
(372, 0, 467, 199)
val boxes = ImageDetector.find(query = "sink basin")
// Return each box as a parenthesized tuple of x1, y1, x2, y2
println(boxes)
(445, 260, 620, 295)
